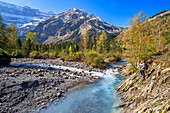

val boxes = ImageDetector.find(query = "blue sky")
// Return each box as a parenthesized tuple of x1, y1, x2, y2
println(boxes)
(0, 0, 169, 27)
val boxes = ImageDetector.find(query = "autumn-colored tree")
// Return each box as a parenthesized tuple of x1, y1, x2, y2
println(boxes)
(69, 45, 72, 55)
(8, 23, 18, 50)
(122, 11, 147, 67)
(121, 11, 170, 70)
(96, 32, 108, 53)
(81, 23, 89, 53)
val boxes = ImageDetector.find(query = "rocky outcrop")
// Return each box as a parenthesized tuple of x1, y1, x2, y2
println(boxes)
(117, 61, 170, 113)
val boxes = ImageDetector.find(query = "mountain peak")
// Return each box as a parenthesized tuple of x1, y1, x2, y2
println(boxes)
(69, 8, 77, 12)
(96, 17, 103, 22)
(90, 13, 96, 18)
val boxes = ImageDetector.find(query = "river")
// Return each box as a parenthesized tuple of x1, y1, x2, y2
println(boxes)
(34, 61, 125, 113)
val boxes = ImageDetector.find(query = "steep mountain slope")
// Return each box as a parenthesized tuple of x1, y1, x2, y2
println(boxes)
(21, 8, 127, 43)
(0, 1, 56, 27)
(116, 10, 170, 113)
(117, 53, 170, 113)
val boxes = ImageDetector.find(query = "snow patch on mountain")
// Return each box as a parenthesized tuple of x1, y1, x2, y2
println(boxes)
(0, 1, 56, 27)
(0, 1, 23, 11)
(96, 17, 104, 22)
(80, 16, 84, 19)
(20, 18, 45, 28)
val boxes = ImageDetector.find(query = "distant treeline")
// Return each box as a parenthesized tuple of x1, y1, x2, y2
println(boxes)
(148, 10, 169, 19)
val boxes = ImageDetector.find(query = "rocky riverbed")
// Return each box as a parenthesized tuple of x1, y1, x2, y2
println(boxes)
(117, 61, 170, 112)
(11, 58, 103, 72)
(0, 58, 101, 113)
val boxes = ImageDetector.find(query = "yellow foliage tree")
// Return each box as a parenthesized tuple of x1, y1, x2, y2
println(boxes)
(69, 45, 72, 55)
(122, 11, 147, 67)
(96, 32, 107, 53)
(121, 10, 170, 69)
(81, 23, 89, 53)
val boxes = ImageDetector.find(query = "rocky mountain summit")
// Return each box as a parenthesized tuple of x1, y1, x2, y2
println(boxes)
(19, 8, 127, 43)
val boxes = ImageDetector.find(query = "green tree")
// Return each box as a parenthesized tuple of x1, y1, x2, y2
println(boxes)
(16, 37, 22, 49)
(0, 48, 11, 66)
(21, 32, 37, 57)
(21, 38, 31, 57)
(8, 23, 18, 51)
(0, 16, 9, 51)
(8, 23, 22, 57)
(26, 32, 37, 44)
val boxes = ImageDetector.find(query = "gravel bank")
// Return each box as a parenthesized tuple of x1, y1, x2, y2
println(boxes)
(0, 58, 102, 112)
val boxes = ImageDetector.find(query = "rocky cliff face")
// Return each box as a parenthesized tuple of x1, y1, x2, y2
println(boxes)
(20, 8, 127, 43)
(0, 1, 56, 27)
(117, 54, 170, 113)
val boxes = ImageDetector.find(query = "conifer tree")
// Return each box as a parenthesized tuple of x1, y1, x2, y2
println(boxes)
(0, 16, 9, 51)
(21, 32, 37, 57)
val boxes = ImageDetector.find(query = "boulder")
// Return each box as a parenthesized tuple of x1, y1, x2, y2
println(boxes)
(65, 69, 70, 72)
(80, 70, 84, 73)
(38, 73, 44, 77)
(161, 67, 170, 74)
(20, 80, 39, 89)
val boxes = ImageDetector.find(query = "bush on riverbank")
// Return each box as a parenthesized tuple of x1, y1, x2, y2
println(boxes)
(103, 52, 121, 62)
(0, 48, 11, 66)
(11, 50, 22, 58)
(59, 51, 84, 61)
(29, 51, 39, 58)
(85, 50, 105, 68)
